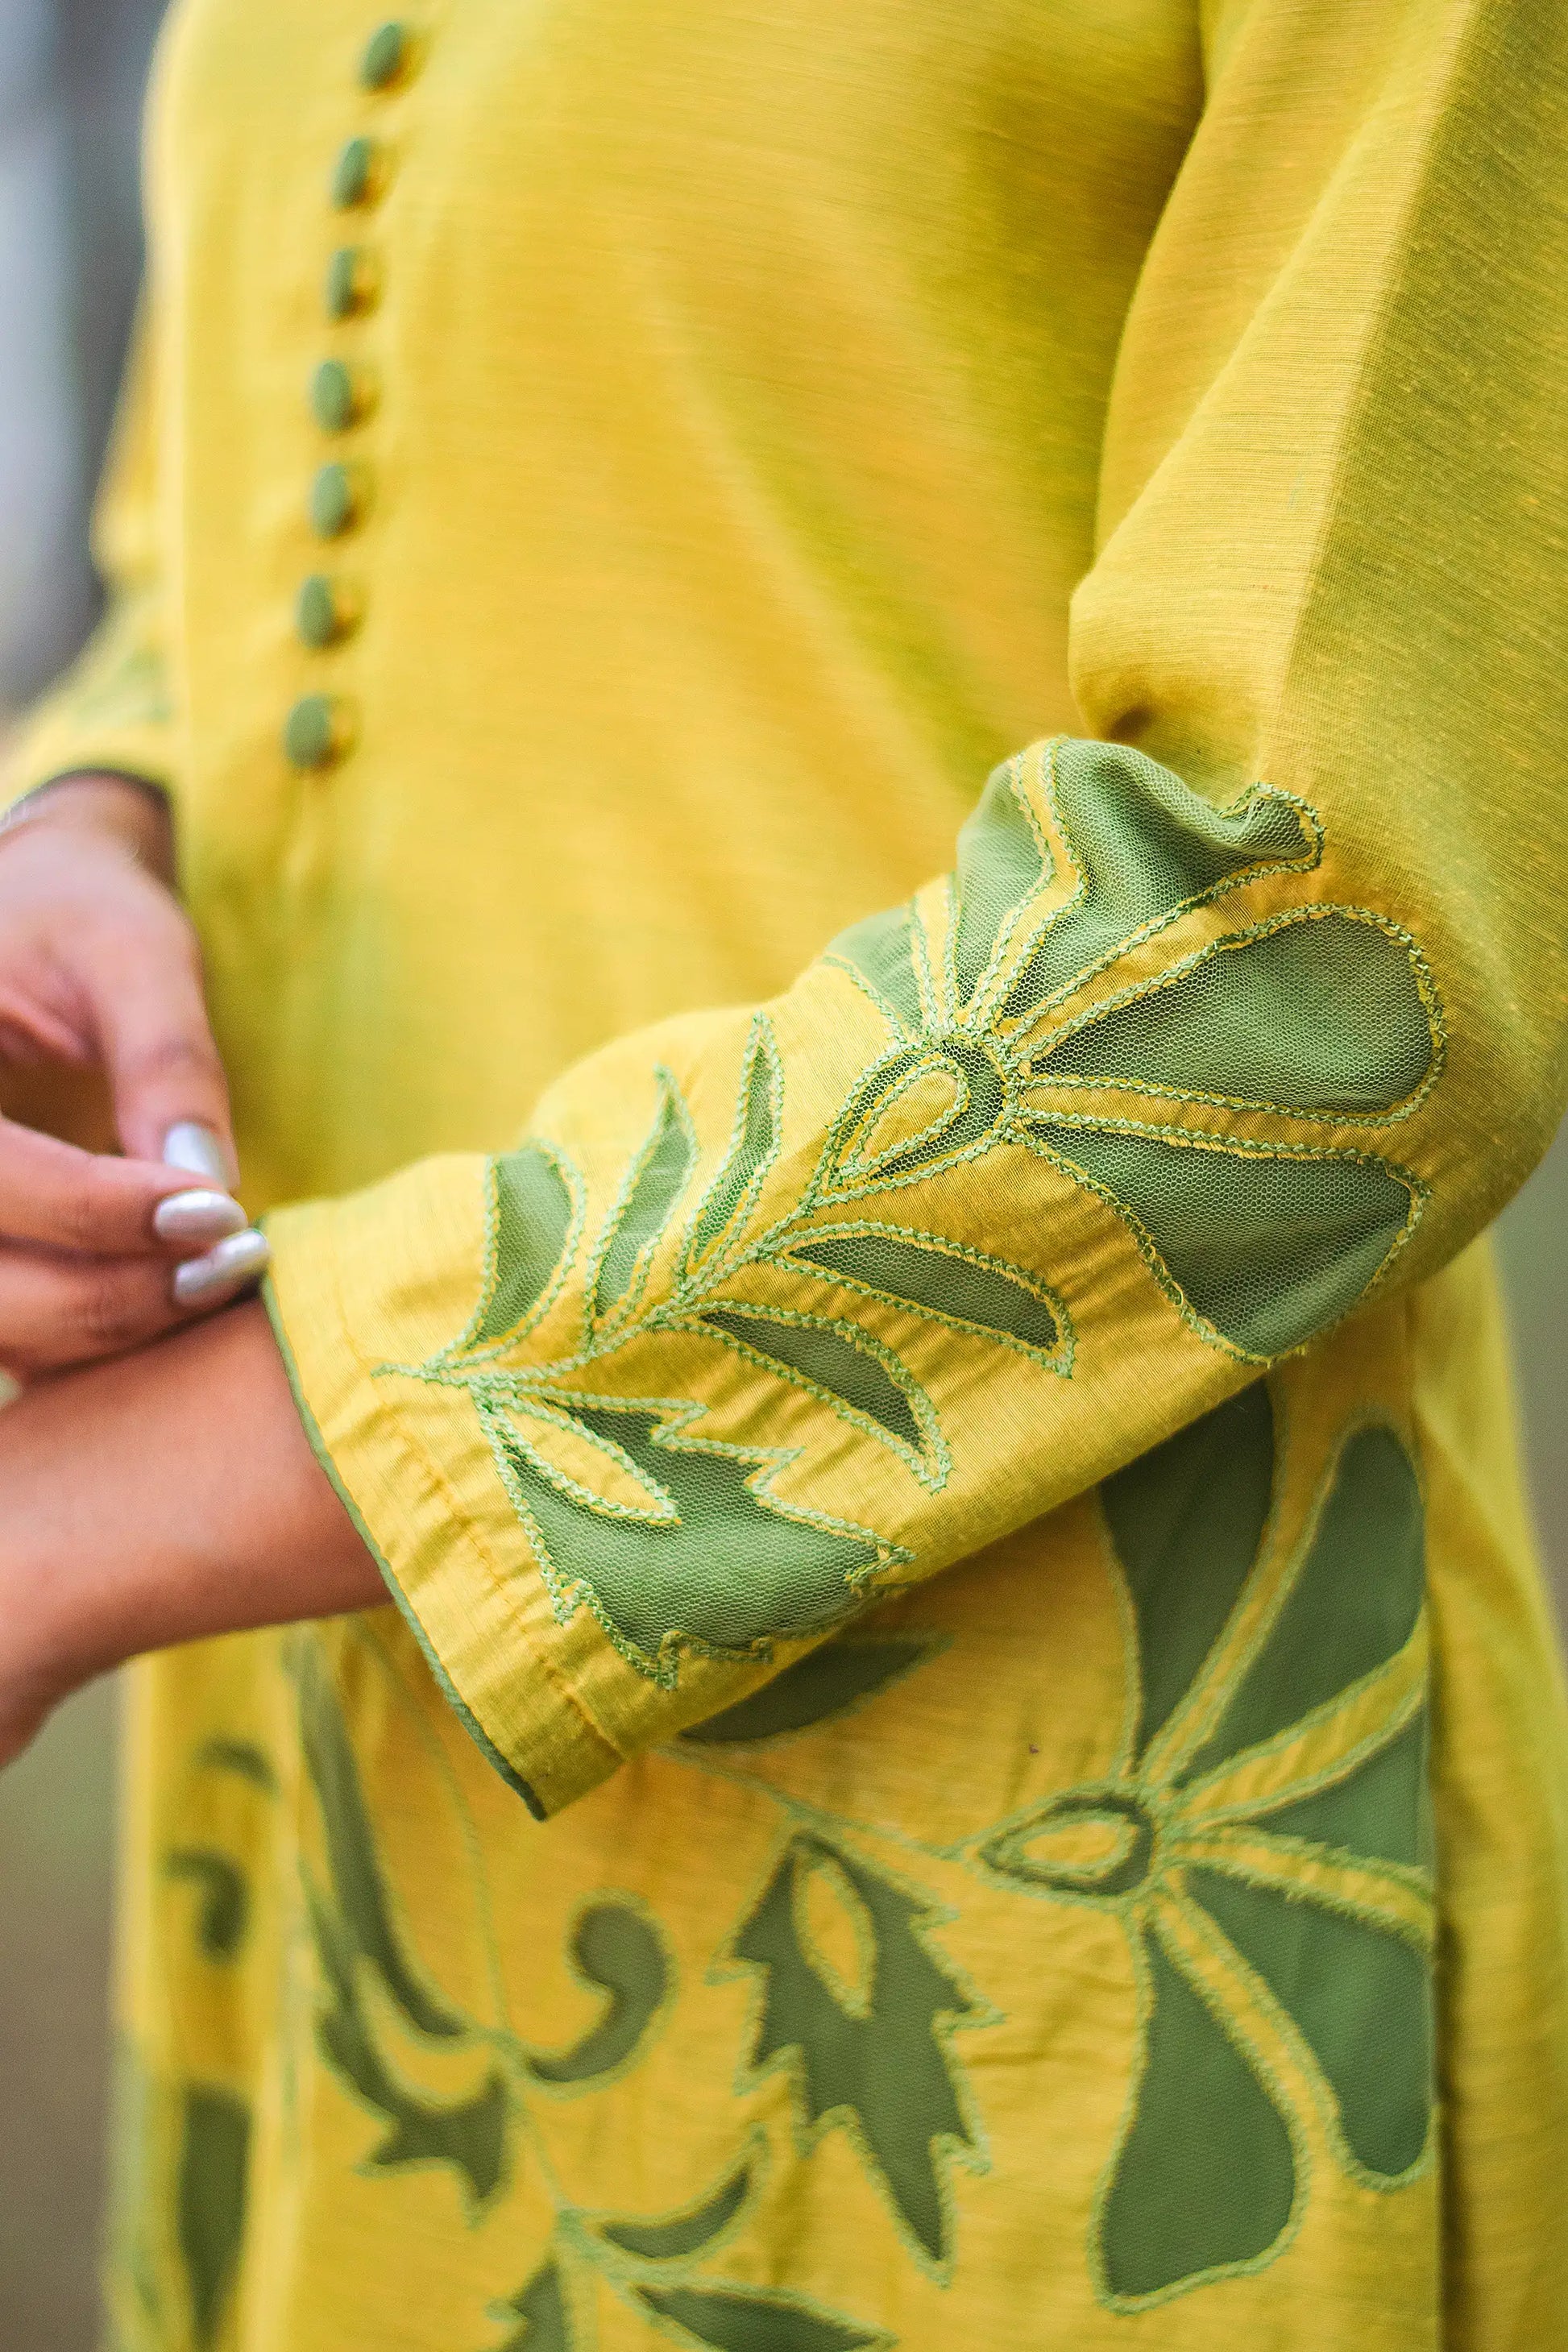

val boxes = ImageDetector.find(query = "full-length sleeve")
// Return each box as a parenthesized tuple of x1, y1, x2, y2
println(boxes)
(266, 0, 1568, 1819)
(2, 305, 179, 811)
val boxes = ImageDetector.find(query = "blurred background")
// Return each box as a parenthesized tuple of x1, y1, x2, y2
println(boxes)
(0, 2, 1563, 2345)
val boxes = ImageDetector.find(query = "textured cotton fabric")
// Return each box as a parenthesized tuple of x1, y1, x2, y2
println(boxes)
(9, 0, 1568, 2345)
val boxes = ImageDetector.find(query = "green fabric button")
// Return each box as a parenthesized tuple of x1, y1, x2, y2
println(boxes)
(283, 695, 351, 770)
(309, 462, 362, 537)
(330, 135, 381, 209)
(325, 246, 378, 320)
(311, 358, 365, 433)
(296, 575, 360, 649)
(359, 21, 409, 89)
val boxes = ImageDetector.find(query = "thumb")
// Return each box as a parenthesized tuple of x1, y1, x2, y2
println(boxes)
(73, 917, 236, 1172)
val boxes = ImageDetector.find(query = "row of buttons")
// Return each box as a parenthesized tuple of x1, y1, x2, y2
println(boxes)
(284, 20, 416, 770)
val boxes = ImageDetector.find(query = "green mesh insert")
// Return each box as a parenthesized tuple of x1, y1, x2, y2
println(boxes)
(178, 2086, 250, 2350)
(1193, 1424, 1425, 1773)
(1188, 1869, 1431, 2179)
(682, 1636, 932, 1744)
(1038, 915, 1433, 1114)
(595, 1088, 695, 1318)
(527, 1902, 668, 2085)
(951, 761, 1051, 1004)
(689, 1035, 777, 1263)
(1101, 1934, 1294, 2300)
(700, 1308, 920, 1450)
(603, 2162, 751, 2257)
(1101, 1385, 1275, 1759)
(732, 1837, 981, 2264)
(492, 1402, 879, 1661)
(1253, 1710, 1433, 1870)
(827, 906, 926, 1032)
(789, 1228, 1059, 1354)
(1003, 740, 1315, 1023)
(492, 2263, 570, 2352)
(635, 2285, 883, 2350)
(1039, 1124, 1412, 1357)
(479, 1146, 574, 1342)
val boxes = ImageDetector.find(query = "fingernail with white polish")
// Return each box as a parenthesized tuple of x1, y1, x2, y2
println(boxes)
(153, 1188, 249, 1247)
(172, 1226, 271, 1308)
(162, 1121, 237, 1188)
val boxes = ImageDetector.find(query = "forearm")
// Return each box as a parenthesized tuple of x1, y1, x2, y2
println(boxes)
(0, 1296, 382, 1750)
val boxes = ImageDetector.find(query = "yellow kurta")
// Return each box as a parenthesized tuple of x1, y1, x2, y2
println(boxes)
(9, 0, 1568, 2343)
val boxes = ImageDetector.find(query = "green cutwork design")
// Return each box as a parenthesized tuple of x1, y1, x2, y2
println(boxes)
(491, 2261, 572, 2350)
(728, 1835, 986, 2273)
(525, 1899, 671, 2090)
(177, 2085, 250, 2350)
(600, 2159, 752, 2259)
(633, 2284, 890, 2350)
(164, 1850, 249, 1960)
(682, 1633, 940, 1746)
(966, 1387, 1434, 2308)
(392, 733, 1441, 1682)
(192, 1736, 277, 1792)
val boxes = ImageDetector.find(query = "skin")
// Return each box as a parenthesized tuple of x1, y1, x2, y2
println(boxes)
(0, 777, 380, 1765)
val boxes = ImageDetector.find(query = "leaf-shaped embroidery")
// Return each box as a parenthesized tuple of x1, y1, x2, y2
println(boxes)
(686, 1019, 781, 1272)
(697, 1305, 937, 1473)
(1000, 740, 1318, 1031)
(501, 1400, 678, 1524)
(825, 904, 927, 1034)
(600, 2155, 753, 2259)
(164, 1850, 250, 1960)
(486, 1396, 890, 1678)
(731, 1836, 983, 2270)
(950, 755, 1052, 1007)
(826, 1038, 1007, 1191)
(525, 1901, 670, 2088)
(476, 1143, 578, 1344)
(178, 2084, 251, 2351)
(1033, 1122, 1417, 1359)
(595, 1074, 696, 1323)
(489, 2258, 574, 2351)
(1033, 912, 1436, 1118)
(1097, 1929, 1296, 2304)
(680, 1635, 936, 1746)
(634, 2283, 887, 2351)
(781, 1224, 1064, 1363)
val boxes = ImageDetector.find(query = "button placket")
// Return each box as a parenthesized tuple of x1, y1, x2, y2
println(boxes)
(284, 20, 421, 773)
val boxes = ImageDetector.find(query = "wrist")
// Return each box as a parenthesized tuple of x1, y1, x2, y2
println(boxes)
(2, 771, 176, 885)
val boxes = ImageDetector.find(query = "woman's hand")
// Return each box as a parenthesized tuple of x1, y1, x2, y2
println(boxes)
(0, 774, 261, 1378)
(0, 1296, 384, 1769)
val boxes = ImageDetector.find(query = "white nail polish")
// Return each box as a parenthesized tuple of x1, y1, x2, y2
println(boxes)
(153, 1188, 249, 1247)
(172, 1226, 271, 1307)
(162, 1121, 237, 1188)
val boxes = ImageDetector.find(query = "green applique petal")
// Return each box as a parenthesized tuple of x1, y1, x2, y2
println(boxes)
(1035, 913, 1435, 1117)
(680, 1635, 935, 1745)
(595, 1076, 697, 1321)
(164, 1850, 250, 1960)
(686, 1020, 781, 1271)
(1002, 741, 1318, 1029)
(600, 2156, 753, 2258)
(827, 906, 927, 1034)
(1099, 1927, 1296, 2304)
(951, 756, 1052, 1006)
(731, 1837, 982, 2270)
(1251, 1710, 1433, 1869)
(634, 2284, 886, 2351)
(1187, 1868, 1433, 2180)
(1101, 1384, 1276, 1761)
(478, 1143, 579, 1343)
(829, 1038, 1008, 1190)
(1193, 1424, 1425, 1773)
(698, 1305, 931, 1463)
(177, 2084, 250, 2350)
(486, 1396, 887, 1675)
(525, 1902, 670, 2089)
(1035, 1122, 1417, 1358)
(490, 2259, 574, 2350)
(782, 1224, 1063, 1363)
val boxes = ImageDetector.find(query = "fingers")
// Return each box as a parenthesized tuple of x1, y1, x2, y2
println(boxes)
(68, 909, 236, 1169)
(0, 1119, 217, 1256)
(0, 1234, 264, 1379)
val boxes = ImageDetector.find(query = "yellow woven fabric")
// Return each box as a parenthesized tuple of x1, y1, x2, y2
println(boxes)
(9, 0, 1568, 2344)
